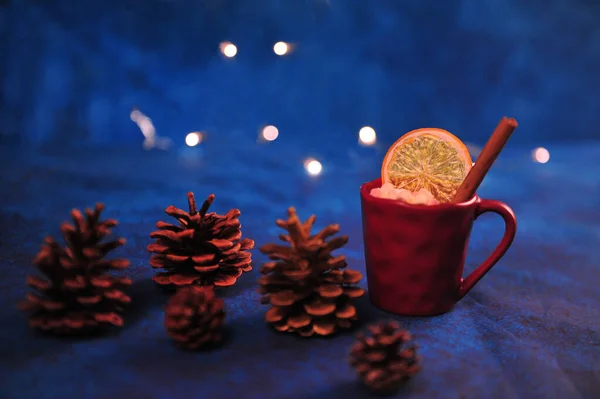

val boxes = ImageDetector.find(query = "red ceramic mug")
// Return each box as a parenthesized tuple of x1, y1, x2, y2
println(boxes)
(360, 178, 517, 316)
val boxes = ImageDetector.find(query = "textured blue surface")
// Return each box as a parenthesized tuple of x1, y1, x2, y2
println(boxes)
(1, 0, 600, 145)
(0, 138, 598, 399)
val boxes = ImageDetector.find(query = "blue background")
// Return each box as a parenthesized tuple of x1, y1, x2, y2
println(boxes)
(1, 1, 599, 399)
(1, 0, 599, 147)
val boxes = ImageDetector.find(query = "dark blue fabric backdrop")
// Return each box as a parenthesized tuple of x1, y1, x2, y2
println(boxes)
(1, 0, 600, 146)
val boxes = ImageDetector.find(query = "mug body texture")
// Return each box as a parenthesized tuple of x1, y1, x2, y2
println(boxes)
(361, 178, 483, 316)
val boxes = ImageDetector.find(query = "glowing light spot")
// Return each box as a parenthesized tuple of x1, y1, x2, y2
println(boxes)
(532, 147, 550, 164)
(186, 132, 202, 147)
(130, 109, 167, 150)
(220, 42, 237, 58)
(262, 125, 279, 141)
(304, 158, 322, 176)
(137, 119, 155, 139)
(130, 110, 143, 122)
(359, 126, 377, 145)
(130, 110, 155, 139)
(273, 42, 289, 56)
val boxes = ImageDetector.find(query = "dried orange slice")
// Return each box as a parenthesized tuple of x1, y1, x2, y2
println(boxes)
(381, 128, 472, 203)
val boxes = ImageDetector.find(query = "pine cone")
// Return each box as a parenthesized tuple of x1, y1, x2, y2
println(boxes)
(349, 321, 421, 394)
(19, 203, 132, 335)
(164, 286, 225, 350)
(258, 207, 365, 337)
(148, 192, 254, 289)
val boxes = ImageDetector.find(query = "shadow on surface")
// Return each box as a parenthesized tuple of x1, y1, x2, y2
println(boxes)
(0, 307, 113, 370)
(123, 277, 171, 329)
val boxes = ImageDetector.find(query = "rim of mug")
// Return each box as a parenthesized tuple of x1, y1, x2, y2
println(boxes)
(360, 178, 478, 209)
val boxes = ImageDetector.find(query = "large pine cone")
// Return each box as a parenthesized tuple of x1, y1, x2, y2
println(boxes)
(349, 321, 421, 394)
(148, 192, 254, 289)
(258, 207, 365, 337)
(19, 203, 132, 335)
(164, 286, 225, 350)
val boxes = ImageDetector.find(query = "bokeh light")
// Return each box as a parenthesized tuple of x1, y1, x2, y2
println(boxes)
(219, 42, 237, 58)
(261, 125, 279, 141)
(130, 109, 155, 139)
(304, 158, 322, 176)
(130, 109, 143, 122)
(358, 126, 377, 145)
(273, 42, 289, 56)
(130, 109, 164, 150)
(185, 132, 203, 147)
(532, 147, 550, 163)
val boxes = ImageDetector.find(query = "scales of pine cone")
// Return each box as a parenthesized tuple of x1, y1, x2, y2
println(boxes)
(164, 285, 225, 350)
(349, 321, 421, 394)
(258, 207, 365, 337)
(148, 192, 254, 288)
(19, 203, 132, 335)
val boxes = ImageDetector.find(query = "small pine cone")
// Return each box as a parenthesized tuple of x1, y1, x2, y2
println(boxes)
(164, 286, 225, 350)
(349, 321, 421, 394)
(259, 207, 365, 337)
(19, 203, 132, 335)
(148, 192, 254, 289)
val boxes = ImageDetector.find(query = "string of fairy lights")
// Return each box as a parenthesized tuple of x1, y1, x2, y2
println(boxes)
(130, 40, 381, 177)
(131, 40, 551, 175)
(215, 40, 382, 176)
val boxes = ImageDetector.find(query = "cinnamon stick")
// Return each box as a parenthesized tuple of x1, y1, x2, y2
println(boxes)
(452, 117, 518, 203)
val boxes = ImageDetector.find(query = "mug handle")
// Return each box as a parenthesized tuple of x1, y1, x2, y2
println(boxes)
(458, 199, 517, 299)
